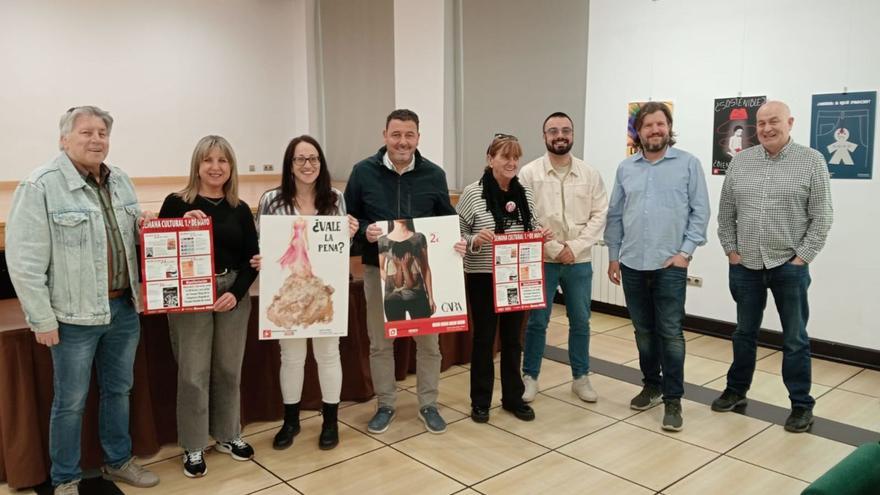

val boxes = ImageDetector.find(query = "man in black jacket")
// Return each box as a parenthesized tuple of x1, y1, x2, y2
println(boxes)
(344, 109, 456, 435)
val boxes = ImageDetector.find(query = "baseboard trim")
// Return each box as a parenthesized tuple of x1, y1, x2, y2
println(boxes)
(587, 300, 880, 372)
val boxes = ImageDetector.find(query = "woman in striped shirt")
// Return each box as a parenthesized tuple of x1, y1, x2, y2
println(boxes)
(457, 133, 551, 424)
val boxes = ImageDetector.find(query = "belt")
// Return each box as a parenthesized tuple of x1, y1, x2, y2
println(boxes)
(108, 289, 128, 299)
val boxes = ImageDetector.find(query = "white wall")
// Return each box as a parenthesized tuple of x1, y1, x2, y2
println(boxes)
(584, 0, 880, 350)
(393, 0, 455, 177)
(0, 0, 311, 180)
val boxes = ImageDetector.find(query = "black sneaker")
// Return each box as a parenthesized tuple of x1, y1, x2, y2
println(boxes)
(662, 399, 683, 432)
(502, 403, 536, 422)
(471, 406, 490, 423)
(711, 389, 748, 412)
(630, 385, 662, 410)
(215, 437, 254, 461)
(784, 407, 814, 433)
(182, 450, 207, 478)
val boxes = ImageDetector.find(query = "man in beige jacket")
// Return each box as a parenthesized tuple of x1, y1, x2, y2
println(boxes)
(519, 111, 608, 403)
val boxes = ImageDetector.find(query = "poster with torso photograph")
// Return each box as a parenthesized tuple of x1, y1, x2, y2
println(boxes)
(810, 91, 876, 180)
(492, 231, 546, 313)
(259, 215, 349, 339)
(141, 217, 216, 314)
(627, 100, 674, 156)
(711, 95, 766, 175)
(378, 215, 468, 339)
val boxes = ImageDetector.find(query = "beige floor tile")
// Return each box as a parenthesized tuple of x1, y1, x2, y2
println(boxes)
(623, 353, 730, 387)
(437, 370, 501, 414)
(813, 388, 880, 432)
(338, 389, 466, 444)
(754, 353, 863, 387)
(251, 415, 384, 480)
(704, 370, 831, 409)
(488, 396, 615, 449)
(664, 455, 807, 495)
(0, 483, 31, 495)
(625, 398, 770, 452)
(838, 368, 880, 397)
(728, 425, 855, 482)
(242, 419, 285, 437)
(253, 483, 299, 494)
(507, 358, 573, 392)
(546, 320, 571, 346)
(543, 374, 643, 420)
(550, 303, 567, 319)
(121, 450, 278, 495)
(475, 452, 652, 495)
(586, 313, 631, 333)
(558, 422, 716, 491)
(290, 447, 464, 495)
(686, 335, 774, 363)
(394, 420, 548, 486)
(605, 325, 701, 342)
(399, 365, 469, 389)
(584, 334, 639, 364)
(140, 443, 184, 466)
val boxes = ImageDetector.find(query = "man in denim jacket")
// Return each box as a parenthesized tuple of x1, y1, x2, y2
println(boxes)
(6, 106, 159, 494)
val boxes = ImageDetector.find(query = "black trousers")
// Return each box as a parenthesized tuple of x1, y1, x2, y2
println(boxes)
(466, 273, 526, 409)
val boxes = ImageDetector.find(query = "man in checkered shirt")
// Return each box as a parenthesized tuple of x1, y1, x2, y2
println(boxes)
(712, 100, 833, 433)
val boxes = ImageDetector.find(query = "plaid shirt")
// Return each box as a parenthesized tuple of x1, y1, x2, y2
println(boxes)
(717, 139, 833, 270)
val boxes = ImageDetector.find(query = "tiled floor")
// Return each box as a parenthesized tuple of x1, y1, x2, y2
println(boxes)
(2, 305, 877, 495)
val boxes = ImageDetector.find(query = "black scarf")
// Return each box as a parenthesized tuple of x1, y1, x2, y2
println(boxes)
(479, 168, 533, 234)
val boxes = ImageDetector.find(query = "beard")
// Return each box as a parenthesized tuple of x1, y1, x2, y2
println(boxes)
(545, 138, 573, 156)
(641, 134, 669, 153)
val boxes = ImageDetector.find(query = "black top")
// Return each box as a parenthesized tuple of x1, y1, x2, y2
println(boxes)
(158, 193, 259, 301)
(344, 146, 456, 267)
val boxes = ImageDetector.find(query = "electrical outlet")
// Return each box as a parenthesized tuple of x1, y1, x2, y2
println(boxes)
(248, 164, 256, 172)
(687, 275, 703, 287)
(262, 163, 274, 172)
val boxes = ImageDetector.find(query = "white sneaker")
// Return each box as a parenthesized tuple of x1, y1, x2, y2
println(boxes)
(572, 375, 598, 402)
(522, 374, 538, 403)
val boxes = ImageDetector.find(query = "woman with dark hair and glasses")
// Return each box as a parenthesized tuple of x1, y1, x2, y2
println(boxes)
(251, 135, 357, 452)
(456, 133, 552, 424)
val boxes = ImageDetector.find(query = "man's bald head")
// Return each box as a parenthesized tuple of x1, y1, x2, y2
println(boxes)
(756, 100, 794, 156)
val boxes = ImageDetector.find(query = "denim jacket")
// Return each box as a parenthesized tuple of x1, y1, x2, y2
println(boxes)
(6, 153, 143, 332)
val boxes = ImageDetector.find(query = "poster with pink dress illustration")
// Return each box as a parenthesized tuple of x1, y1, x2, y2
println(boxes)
(258, 215, 349, 339)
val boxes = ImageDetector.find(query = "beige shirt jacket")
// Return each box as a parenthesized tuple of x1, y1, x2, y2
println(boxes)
(518, 154, 609, 263)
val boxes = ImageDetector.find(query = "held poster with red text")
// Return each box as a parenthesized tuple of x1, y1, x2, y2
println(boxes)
(258, 215, 350, 340)
(492, 231, 546, 313)
(378, 215, 468, 338)
(141, 217, 216, 314)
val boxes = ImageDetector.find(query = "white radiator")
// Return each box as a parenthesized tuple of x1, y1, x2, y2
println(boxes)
(590, 240, 627, 306)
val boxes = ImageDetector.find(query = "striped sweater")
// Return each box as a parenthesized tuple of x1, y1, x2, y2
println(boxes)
(456, 180, 541, 274)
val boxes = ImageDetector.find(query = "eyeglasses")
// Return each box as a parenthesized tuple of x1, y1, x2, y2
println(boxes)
(544, 127, 573, 137)
(293, 155, 320, 166)
(493, 133, 518, 141)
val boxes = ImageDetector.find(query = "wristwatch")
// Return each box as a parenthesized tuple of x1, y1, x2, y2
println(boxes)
(678, 251, 693, 261)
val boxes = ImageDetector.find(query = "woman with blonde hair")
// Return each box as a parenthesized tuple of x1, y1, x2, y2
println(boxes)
(158, 135, 259, 478)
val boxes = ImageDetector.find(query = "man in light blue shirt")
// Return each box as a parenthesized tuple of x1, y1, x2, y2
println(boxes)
(604, 102, 710, 432)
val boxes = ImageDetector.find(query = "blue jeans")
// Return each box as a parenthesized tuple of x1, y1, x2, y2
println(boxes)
(726, 262, 814, 409)
(620, 264, 687, 400)
(523, 262, 592, 379)
(49, 297, 140, 485)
